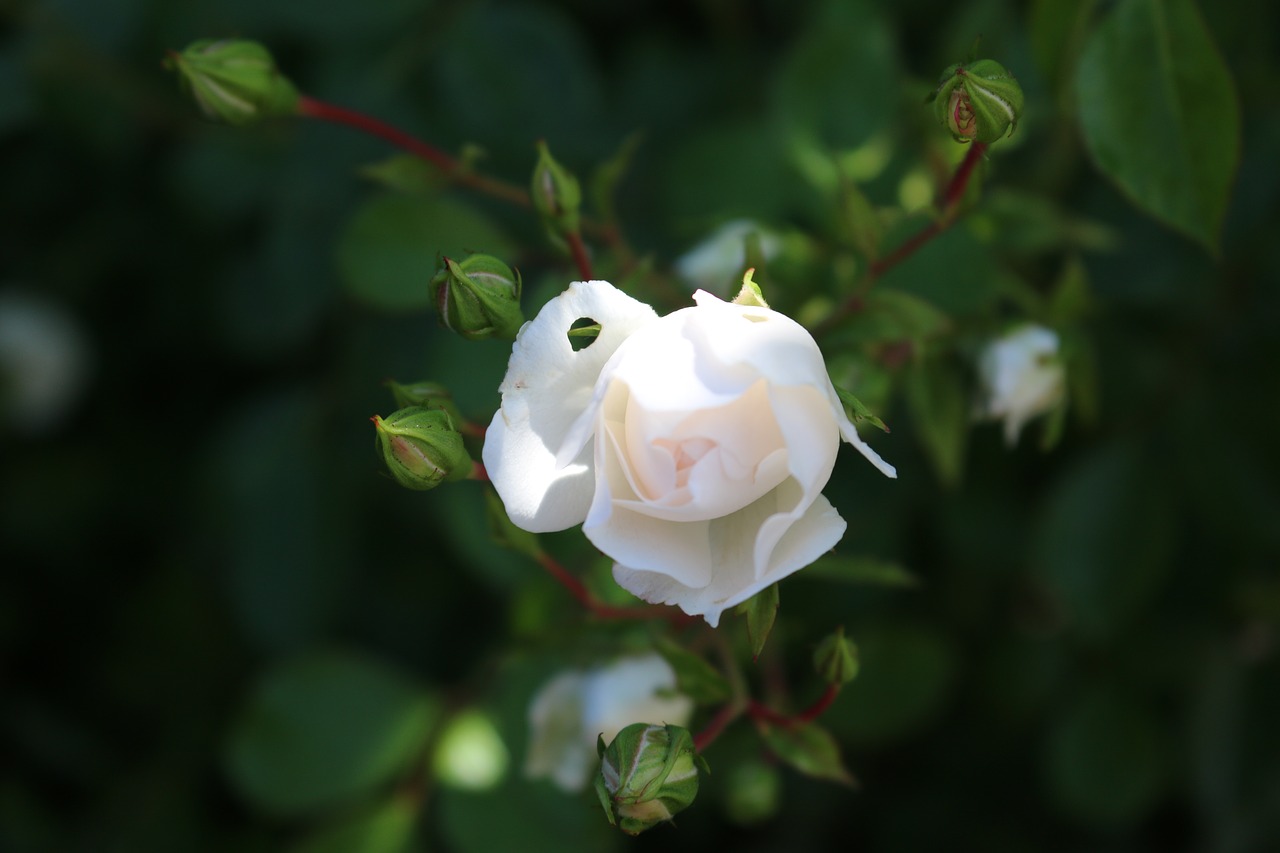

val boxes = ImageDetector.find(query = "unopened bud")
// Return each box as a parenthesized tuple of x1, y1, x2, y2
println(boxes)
(932, 59, 1024, 145)
(594, 723, 706, 836)
(372, 406, 471, 490)
(164, 39, 299, 126)
(813, 627, 859, 686)
(430, 255, 523, 341)
(384, 379, 465, 425)
(530, 140, 582, 239)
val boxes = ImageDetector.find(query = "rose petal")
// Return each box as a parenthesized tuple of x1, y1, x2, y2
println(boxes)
(689, 291, 897, 478)
(611, 489, 847, 627)
(483, 281, 658, 532)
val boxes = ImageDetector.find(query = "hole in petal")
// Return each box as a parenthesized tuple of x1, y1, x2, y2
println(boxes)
(567, 317, 601, 351)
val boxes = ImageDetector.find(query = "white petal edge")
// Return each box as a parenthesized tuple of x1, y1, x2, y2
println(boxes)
(612, 491, 847, 627)
(483, 281, 659, 532)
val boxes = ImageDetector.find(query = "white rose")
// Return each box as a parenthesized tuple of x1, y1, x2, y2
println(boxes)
(976, 324, 1066, 445)
(524, 654, 693, 793)
(483, 280, 895, 626)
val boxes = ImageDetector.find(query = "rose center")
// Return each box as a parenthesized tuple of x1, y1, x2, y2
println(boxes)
(653, 436, 716, 489)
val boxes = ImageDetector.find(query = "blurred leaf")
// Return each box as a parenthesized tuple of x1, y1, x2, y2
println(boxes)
(758, 721, 854, 787)
(1077, 0, 1241, 253)
(590, 132, 644, 224)
(803, 556, 918, 589)
(360, 154, 446, 196)
(904, 358, 970, 487)
(655, 637, 732, 705)
(225, 650, 438, 817)
(827, 622, 958, 745)
(1048, 255, 1092, 326)
(337, 193, 514, 312)
(878, 219, 1010, 317)
(211, 390, 353, 653)
(1032, 441, 1174, 639)
(838, 179, 884, 259)
(1029, 0, 1099, 94)
(428, 3, 605, 167)
(772, 0, 898, 151)
(291, 796, 420, 853)
(839, 289, 952, 347)
(973, 190, 1118, 255)
(1044, 685, 1169, 826)
(740, 583, 780, 660)
(438, 777, 616, 853)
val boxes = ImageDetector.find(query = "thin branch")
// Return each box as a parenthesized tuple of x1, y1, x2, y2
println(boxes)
(813, 142, 989, 338)
(296, 95, 531, 207)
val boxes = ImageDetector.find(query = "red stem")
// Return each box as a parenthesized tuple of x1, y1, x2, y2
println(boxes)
(296, 95, 531, 207)
(566, 230, 594, 281)
(534, 552, 694, 625)
(693, 701, 743, 753)
(814, 141, 988, 337)
(744, 684, 841, 730)
(795, 684, 840, 723)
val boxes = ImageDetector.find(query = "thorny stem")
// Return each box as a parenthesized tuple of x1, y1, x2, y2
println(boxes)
(296, 95, 531, 207)
(813, 142, 989, 338)
(534, 551, 694, 625)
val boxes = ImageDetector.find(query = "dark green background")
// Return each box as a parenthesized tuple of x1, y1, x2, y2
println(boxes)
(3, 0, 1278, 850)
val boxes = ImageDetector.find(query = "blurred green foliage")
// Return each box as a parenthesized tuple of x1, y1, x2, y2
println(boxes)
(2, 0, 1279, 851)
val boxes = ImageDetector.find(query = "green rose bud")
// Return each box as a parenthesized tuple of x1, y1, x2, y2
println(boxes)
(530, 140, 582, 240)
(372, 406, 472, 490)
(164, 39, 299, 126)
(813, 626, 859, 686)
(430, 255, 524, 341)
(594, 723, 706, 836)
(932, 59, 1024, 145)
(383, 379, 465, 425)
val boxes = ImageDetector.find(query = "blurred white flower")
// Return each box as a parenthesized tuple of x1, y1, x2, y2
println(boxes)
(0, 288, 91, 432)
(673, 220, 782, 297)
(525, 654, 693, 793)
(976, 324, 1065, 445)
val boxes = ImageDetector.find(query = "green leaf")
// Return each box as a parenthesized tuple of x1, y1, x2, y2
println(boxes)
(825, 622, 958, 746)
(838, 179, 883, 259)
(360, 154, 446, 196)
(336, 192, 514, 313)
(1032, 441, 1174, 639)
(772, 0, 897, 151)
(654, 637, 731, 705)
(834, 386, 889, 433)
(1076, 0, 1240, 253)
(589, 131, 643, 224)
(903, 358, 970, 487)
(225, 650, 438, 817)
(803, 556, 918, 589)
(738, 583, 779, 660)
(758, 721, 855, 787)
(838, 288, 952, 347)
(1045, 686, 1169, 825)
(291, 796, 420, 853)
